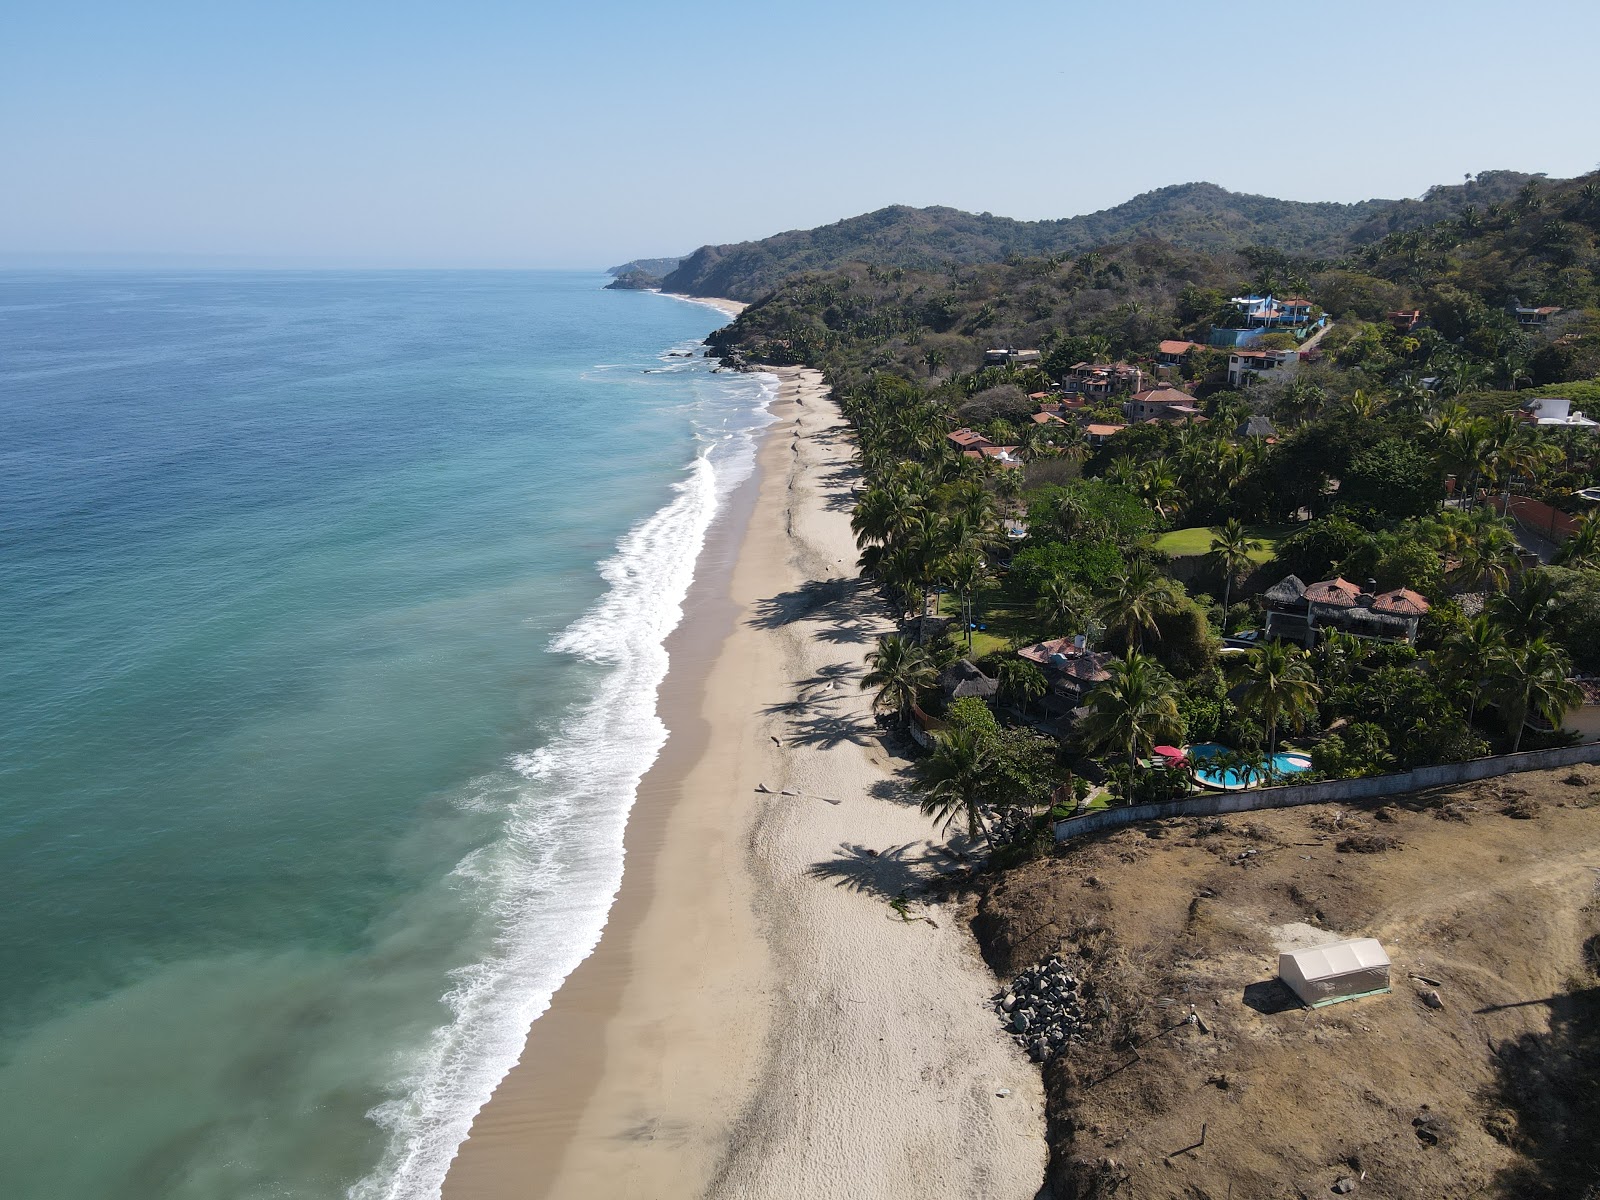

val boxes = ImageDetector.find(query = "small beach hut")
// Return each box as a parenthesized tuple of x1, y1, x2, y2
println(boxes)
(938, 659, 998, 704)
(1278, 938, 1391, 1007)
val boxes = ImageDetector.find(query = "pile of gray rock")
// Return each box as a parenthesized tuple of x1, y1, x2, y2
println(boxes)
(995, 954, 1087, 1062)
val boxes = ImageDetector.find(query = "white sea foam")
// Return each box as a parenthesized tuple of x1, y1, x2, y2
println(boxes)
(350, 363, 776, 1200)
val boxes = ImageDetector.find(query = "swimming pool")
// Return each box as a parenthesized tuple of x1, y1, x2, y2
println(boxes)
(1187, 742, 1312, 789)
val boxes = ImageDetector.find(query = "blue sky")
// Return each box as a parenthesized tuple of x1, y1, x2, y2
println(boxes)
(3, 0, 1597, 267)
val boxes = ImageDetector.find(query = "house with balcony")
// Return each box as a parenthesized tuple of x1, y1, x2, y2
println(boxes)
(1227, 346, 1299, 387)
(1262, 575, 1430, 646)
(1156, 340, 1200, 370)
(1386, 309, 1423, 332)
(1208, 294, 1327, 348)
(1125, 386, 1203, 422)
(1063, 361, 1145, 399)
(1512, 304, 1562, 327)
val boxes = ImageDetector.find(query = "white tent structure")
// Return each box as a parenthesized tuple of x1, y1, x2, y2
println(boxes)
(1278, 938, 1391, 1008)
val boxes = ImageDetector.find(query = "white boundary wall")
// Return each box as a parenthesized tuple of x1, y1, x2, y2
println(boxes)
(1055, 743, 1600, 841)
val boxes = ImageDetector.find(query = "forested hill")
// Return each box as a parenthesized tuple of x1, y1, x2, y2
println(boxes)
(660, 174, 1548, 302)
(605, 256, 685, 278)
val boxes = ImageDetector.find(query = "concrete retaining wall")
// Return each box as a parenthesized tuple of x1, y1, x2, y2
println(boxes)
(1055, 742, 1600, 841)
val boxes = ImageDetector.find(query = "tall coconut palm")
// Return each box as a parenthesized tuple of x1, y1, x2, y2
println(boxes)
(1489, 637, 1580, 753)
(1442, 614, 1508, 726)
(946, 551, 990, 650)
(919, 727, 996, 848)
(1137, 456, 1184, 520)
(1448, 521, 1522, 593)
(1228, 640, 1321, 763)
(1077, 652, 1184, 783)
(860, 635, 937, 725)
(1208, 518, 1264, 615)
(1034, 573, 1088, 637)
(1053, 422, 1089, 466)
(1490, 571, 1560, 646)
(1017, 421, 1053, 463)
(1097, 561, 1168, 652)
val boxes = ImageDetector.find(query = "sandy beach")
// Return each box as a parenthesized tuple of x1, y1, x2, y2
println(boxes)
(444, 366, 1044, 1199)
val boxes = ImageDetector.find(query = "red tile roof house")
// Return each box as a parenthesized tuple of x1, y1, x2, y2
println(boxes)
(1263, 575, 1431, 646)
(1156, 340, 1200, 369)
(1085, 422, 1127, 446)
(1031, 411, 1070, 426)
(947, 427, 993, 452)
(1124, 386, 1201, 422)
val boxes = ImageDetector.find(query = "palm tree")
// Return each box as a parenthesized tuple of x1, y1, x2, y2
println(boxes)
(1554, 511, 1600, 571)
(1229, 640, 1321, 764)
(1078, 652, 1184, 785)
(1137, 456, 1184, 520)
(1442, 614, 1508, 726)
(860, 634, 936, 725)
(920, 727, 996, 848)
(1489, 637, 1580, 753)
(1034, 573, 1087, 636)
(1208, 518, 1264, 615)
(1106, 457, 1142, 492)
(1097, 561, 1167, 651)
(1053, 421, 1089, 466)
(997, 658, 1047, 715)
(946, 551, 989, 650)
(1490, 571, 1561, 646)
(1448, 521, 1522, 593)
(1017, 421, 1053, 462)
(1343, 388, 1382, 419)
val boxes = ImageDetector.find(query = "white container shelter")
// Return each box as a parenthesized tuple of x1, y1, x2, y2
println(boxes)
(1278, 938, 1391, 1007)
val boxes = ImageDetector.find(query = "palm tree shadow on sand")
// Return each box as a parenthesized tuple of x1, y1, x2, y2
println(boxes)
(806, 839, 974, 901)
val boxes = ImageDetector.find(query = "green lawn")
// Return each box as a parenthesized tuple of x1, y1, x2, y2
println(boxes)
(1154, 524, 1290, 563)
(935, 585, 1049, 658)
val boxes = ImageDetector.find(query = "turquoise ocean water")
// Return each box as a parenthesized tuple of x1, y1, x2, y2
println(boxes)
(0, 271, 772, 1199)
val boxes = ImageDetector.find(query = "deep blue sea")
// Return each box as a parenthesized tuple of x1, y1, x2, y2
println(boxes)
(0, 271, 772, 1199)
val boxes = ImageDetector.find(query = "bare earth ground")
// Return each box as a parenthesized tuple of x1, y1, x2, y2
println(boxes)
(975, 767, 1600, 1200)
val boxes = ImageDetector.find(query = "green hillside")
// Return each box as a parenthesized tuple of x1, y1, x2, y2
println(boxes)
(660, 174, 1549, 302)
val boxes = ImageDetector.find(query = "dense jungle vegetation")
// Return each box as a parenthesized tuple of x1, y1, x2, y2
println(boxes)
(712, 169, 1600, 839)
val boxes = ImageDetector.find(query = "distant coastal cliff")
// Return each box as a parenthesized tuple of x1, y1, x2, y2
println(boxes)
(604, 257, 685, 291)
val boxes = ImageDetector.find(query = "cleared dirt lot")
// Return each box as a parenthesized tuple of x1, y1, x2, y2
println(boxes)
(975, 765, 1600, 1199)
